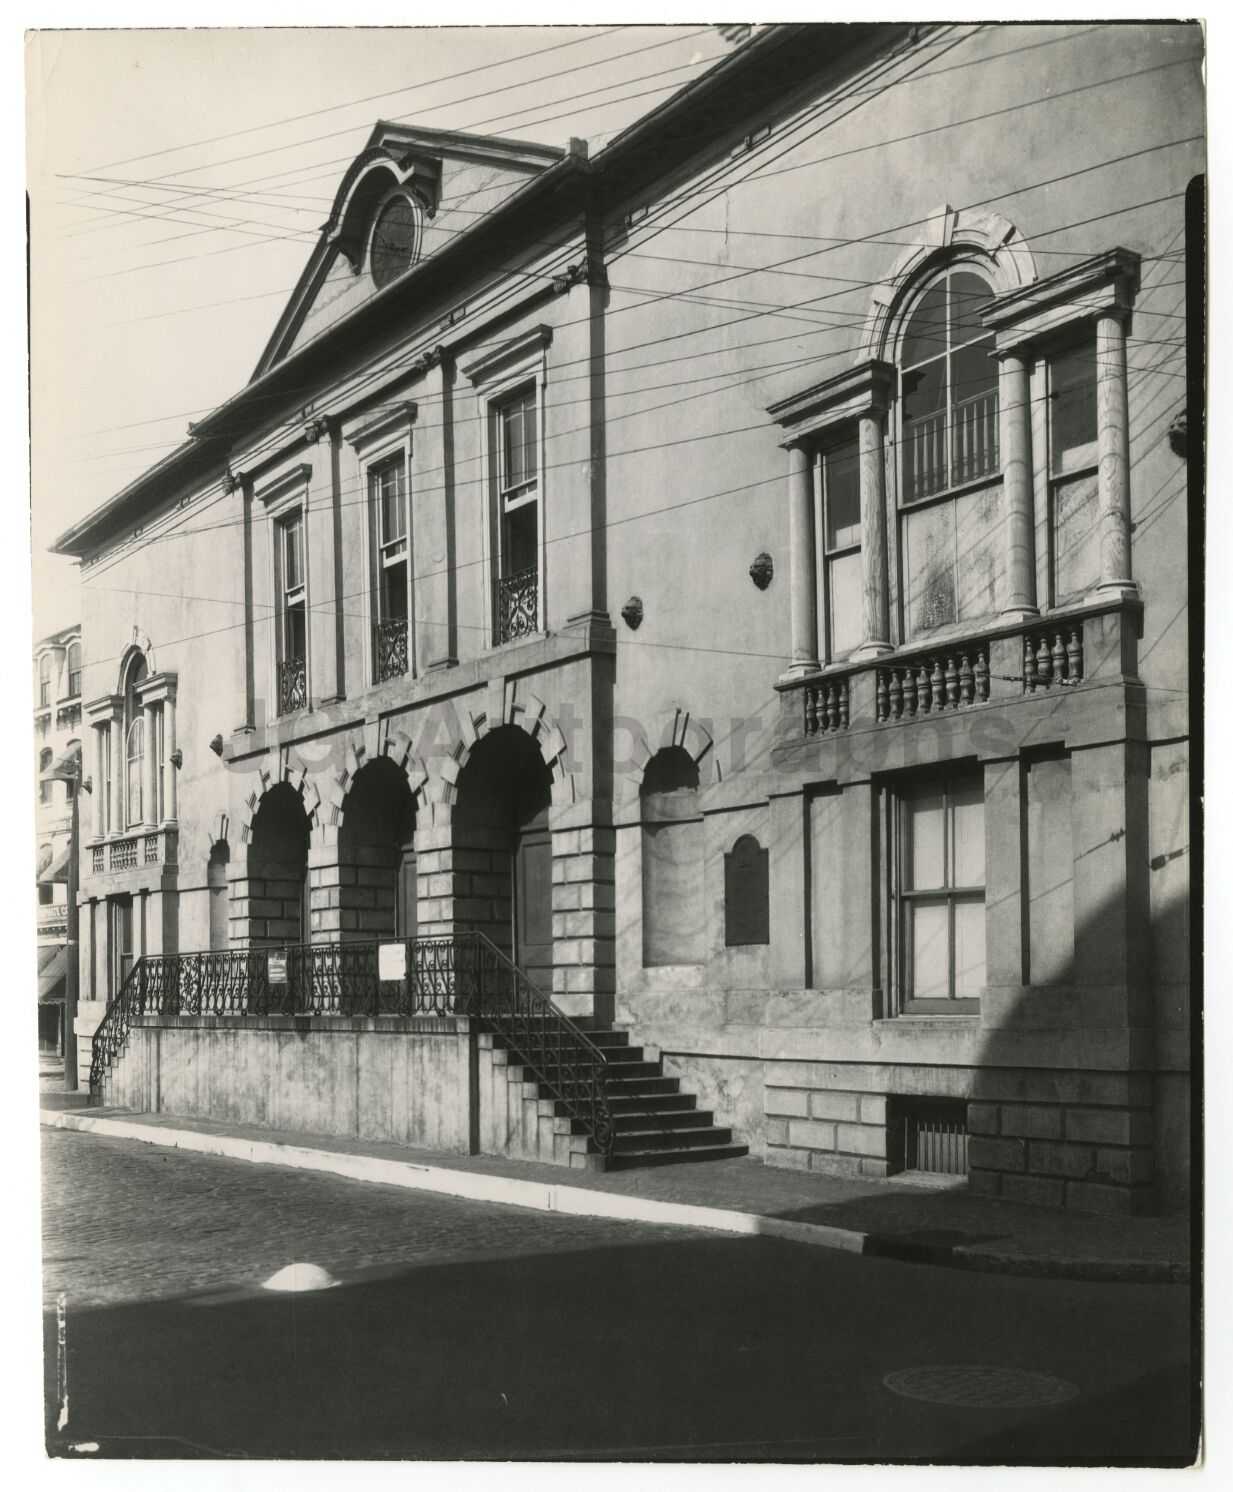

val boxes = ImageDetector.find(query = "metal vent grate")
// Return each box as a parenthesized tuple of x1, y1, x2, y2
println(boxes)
(891, 1098, 969, 1176)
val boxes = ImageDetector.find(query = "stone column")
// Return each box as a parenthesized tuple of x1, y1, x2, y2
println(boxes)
(854, 410, 892, 658)
(142, 699, 158, 827)
(163, 694, 178, 823)
(108, 710, 123, 835)
(785, 441, 819, 676)
(998, 350, 1038, 619)
(92, 724, 105, 839)
(1095, 310, 1136, 595)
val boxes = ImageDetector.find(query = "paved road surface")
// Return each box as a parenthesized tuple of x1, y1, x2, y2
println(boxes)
(41, 1129, 1196, 1463)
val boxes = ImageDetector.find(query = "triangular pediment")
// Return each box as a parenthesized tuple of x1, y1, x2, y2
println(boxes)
(252, 122, 565, 379)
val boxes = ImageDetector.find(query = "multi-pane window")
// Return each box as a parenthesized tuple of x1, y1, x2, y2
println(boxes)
(278, 511, 308, 711)
(897, 771, 986, 1011)
(39, 654, 51, 708)
(66, 642, 82, 698)
(38, 747, 53, 804)
(125, 718, 144, 829)
(819, 437, 862, 660)
(493, 385, 540, 643)
(371, 456, 410, 683)
(1048, 340, 1100, 602)
(899, 268, 1004, 638)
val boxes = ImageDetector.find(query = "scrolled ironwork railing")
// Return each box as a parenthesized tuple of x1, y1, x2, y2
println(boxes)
(494, 565, 539, 645)
(86, 931, 616, 1153)
(279, 654, 307, 714)
(374, 617, 410, 683)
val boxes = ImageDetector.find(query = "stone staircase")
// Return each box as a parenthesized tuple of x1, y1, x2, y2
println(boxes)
(480, 1023, 748, 1172)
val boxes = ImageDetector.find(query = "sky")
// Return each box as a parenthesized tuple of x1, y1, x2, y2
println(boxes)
(24, 20, 736, 640)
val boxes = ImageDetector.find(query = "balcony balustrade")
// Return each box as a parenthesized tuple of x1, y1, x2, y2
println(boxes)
(780, 602, 1113, 746)
(85, 825, 177, 881)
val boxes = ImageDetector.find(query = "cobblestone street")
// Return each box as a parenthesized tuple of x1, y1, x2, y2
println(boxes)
(41, 1128, 1195, 1462)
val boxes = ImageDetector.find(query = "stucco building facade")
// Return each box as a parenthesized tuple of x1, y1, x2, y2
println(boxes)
(35, 625, 83, 1052)
(55, 22, 1200, 1209)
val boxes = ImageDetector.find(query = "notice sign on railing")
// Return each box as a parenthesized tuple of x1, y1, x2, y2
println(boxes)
(378, 942, 407, 982)
(267, 951, 288, 984)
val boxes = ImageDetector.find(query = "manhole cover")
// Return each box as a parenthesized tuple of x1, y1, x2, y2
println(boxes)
(882, 1366, 1079, 1409)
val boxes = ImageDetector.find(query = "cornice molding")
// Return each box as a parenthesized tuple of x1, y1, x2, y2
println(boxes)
(767, 358, 896, 443)
(982, 248, 1141, 351)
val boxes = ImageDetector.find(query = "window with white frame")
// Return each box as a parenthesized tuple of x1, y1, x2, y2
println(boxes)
(125, 717, 145, 829)
(492, 383, 540, 644)
(895, 769, 986, 1012)
(898, 266, 1004, 638)
(819, 435, 863, 660)
(1047, 338, 1100, 603)
(38, 654, 51, 709)
(66, 641, 82, 699)
(372, 454, 410, 681)
(277, 510, 308, 712)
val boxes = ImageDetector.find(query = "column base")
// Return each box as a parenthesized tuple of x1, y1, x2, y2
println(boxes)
(850, 640, 894, 661)
(1090, 580, 1139, 602)
(782, 660, 821, 681)
(998, 606, 1040, 624)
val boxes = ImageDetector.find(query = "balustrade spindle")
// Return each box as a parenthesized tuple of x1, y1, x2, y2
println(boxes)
(974, 650, 989, 701)
(1036, 636, 1053, 685)
(945, 656, 959, 708)
(1067, 628, 1083, 680)
(903, 671, 918, 716)
(959, 655, 974, 705)
(889, 671, 903, 719)
(1052, 633, 1067, 680)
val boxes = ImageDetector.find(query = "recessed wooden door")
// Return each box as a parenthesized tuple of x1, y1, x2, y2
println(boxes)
(513, 822, 553, 988)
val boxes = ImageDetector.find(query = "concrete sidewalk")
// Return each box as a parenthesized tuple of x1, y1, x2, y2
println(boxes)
(40, 1096, 1192, 1285)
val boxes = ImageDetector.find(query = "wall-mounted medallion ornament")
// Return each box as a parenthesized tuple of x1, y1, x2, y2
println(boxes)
(621, 596, 644, 630)
(749, 552, 774, 590)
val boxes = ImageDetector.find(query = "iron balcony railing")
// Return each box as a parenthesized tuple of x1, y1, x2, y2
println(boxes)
(88, 931, 616, 1155)
(493, 565, 538, 645)
(279, 654, 307, 714)
(374, 616, 409, 683)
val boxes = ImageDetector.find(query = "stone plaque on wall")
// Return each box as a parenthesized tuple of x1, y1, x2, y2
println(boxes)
(724, 835, 769, 946)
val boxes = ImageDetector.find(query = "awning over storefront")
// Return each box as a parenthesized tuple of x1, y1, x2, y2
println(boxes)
(38, 946, 67, 1004)
(37, 844, 71, 886)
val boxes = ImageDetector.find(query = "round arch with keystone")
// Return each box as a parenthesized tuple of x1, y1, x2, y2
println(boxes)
(432, 689, 576, 823)
(857, 206, 1038, 364)
(619, 707, 720, 809)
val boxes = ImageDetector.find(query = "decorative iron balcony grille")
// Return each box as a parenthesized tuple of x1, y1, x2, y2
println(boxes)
(374, 617, 409, 683)
(279, 654, 307, 714)
(494, 565, 538, 645)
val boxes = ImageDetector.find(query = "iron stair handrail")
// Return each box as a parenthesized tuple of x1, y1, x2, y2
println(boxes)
(459, 931, 617, 1155)
(88, 956, 146, 1100)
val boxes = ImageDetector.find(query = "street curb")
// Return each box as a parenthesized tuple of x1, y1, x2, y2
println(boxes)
(40, 1109, 1187, 1284)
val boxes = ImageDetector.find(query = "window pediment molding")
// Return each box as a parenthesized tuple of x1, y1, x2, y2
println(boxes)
(135, 671, 178, 707)
(85, 693, 123, 725)
(767, 358, 896, 444)
(462, 325, 552, 387)
(981, 247, 1141, 352)
(254, 463, 312, 511)
(344, 401, 418, 454)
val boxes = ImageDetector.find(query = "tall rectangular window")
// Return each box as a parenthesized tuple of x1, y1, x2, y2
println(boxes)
(897, 770, 985, 1011)
(820, 436, 862, 660)
(493, 384, 539, 644)
(1048, 340, 1100, 602)
(66, 642, 82, 699)
(39, 654, 51, 708)
(372, 456, 410, 681)
(278, 511, 307, 712)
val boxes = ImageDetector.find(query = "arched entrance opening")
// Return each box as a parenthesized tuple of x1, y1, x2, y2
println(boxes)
(640, 745, 705, 967)
(454, 725, 553, 984)
(338, 757, 418, 941)
(247, 783, 311, 947)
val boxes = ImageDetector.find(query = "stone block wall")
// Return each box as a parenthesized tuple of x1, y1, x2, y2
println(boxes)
(762, 1059, 1157, 1213)
(230, 854, 306, 946)
(551, 816, 615, 1020)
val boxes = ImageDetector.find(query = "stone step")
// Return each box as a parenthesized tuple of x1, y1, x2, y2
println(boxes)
(609, 1124, 734, 1153)
(605, 1142, 750, 1171)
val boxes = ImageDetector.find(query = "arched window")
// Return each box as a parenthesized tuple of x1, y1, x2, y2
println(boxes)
(125, 718, 144, 828)
(896, 264, 1003, 638)
(66, 641, 82, 699)
(38, 747, 53, 804)
(207, 841, 231, 951)
(38, 653, 51, 708)
(640, 747, 705, 967)
(122, 651, 148, 828)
